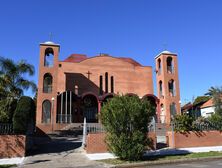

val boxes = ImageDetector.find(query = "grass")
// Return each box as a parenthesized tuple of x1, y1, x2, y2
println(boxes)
(99, 151, 222, 165)
(0, 165, 16, 168)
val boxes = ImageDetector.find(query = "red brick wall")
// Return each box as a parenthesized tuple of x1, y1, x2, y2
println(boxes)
(86, 132, 156, 153)
(86, 133, 108, 153)
(0, 135, 26, 158)
(167, 131, 222, 148)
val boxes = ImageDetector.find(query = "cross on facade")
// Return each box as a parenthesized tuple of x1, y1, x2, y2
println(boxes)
(86, 71, 92, 79)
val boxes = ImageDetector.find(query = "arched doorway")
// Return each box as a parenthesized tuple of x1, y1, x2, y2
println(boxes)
(82, 93, 98, 123)
(142, 94, 159, 122)
(102, 93, 114, 106)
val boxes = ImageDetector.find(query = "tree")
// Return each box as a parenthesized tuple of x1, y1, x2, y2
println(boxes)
(13, 96, 36, 134)
(0, 57, 37, 122)
(101, 95, 155, 161)
(205, 86, 222, 116)
(173, 114, 194, 132)
(193, 96, 210, 106)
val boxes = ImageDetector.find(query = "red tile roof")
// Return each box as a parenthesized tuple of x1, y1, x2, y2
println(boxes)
(200, 98, 214, 108)
(63, 54, 142, 66)
(63, 54, 87, 63)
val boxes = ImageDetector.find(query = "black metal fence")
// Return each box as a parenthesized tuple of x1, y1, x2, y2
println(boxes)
(173, 122, 222, 132)
(0, 123, 13, 135)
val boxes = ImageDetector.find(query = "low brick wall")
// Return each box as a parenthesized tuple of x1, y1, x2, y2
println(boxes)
(86, 132, 156, 153)
(0, 135, 26, 158)
(167, 131, 222, 148)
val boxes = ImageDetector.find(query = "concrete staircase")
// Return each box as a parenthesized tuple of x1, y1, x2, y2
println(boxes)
(155, 123, 169, 149)
(50, 124, 84, 138)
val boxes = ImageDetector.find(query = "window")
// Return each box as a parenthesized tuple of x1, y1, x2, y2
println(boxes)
(168, 79, 175, 97)
(44, 48, 54, 67)
(42, 100, 51, 123)
(167, 57, 173, 73)
(99, 75, 103, 95)
(158, 58, 161, 75)
(43, 73, 53, 93)
(170, 102, 177, 117)
(159, 80, 163, 97)
(105, 72, 108, 93)
(111, 76, 114, 93)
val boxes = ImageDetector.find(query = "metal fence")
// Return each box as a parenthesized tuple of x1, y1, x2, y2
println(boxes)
(172, 122, 222, 132)
(87, 123, 106, 133)
(0, 123, 13, 135)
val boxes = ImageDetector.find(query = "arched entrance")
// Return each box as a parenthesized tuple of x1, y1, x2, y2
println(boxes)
(101, 93, 114, 106)
(82, 93, 98, 123)
(142, 94, 159, 122)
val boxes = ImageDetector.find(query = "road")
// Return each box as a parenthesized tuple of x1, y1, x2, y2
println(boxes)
(150, 159, 222, 168)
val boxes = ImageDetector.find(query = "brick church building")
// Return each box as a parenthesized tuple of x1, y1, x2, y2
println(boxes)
(36, 41, 181, 132)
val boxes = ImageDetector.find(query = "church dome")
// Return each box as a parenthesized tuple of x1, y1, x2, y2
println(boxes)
(161, 50, 171, 54)
(44, 41, 55, 44)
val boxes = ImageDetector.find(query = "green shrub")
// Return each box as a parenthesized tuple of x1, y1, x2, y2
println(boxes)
(173, 114, 194, 132)
(0, 99, 17, 123)
(208, 113, 222, 130)
(101, 95, 155, 161)
(13, 96, 36, 134)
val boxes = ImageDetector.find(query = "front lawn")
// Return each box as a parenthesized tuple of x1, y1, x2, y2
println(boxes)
(99, 151, 222, 165)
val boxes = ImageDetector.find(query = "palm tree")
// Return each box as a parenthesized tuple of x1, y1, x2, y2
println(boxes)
(0, 57, 37, 122)
(205, 86, 221, 97)
(205, 86, 222, 115)
(0, 57, 36, 100)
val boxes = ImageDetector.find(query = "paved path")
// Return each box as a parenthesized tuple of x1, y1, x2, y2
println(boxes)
(150, 159, 222, 168)
(20, 136, 111, 168)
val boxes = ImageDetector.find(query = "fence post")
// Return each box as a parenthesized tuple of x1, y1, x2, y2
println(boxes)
(82, 117, 87, 147)
(171, 122, 175, 148)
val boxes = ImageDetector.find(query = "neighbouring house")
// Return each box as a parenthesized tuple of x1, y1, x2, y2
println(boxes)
(200, 98, 215, 117)
(182, 98, 220, 118)
(36, 41, 181, 133)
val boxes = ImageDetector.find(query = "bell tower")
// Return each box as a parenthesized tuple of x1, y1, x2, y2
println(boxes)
(36, 41, 60, 130)
(155, 51, 181, 124)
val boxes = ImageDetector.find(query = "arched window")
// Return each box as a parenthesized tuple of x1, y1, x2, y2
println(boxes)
(99, 75, 103, 95)
(158, 58, 161, 75)
(43, 73, 53, 93)
(170, 102, 177, 117)
(44, 48, 54, 67)
(111, 76, 114, 93)
(168, 79, 175, 97)
(160, 104, 165, 123)
(167, 57, 173, 73)
(42, 100, 51, 123)
(105, 72, 108, 93)
(159, 80, 163, 97)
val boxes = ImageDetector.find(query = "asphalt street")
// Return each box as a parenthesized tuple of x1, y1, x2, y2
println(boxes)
(150, 159, 222, 168)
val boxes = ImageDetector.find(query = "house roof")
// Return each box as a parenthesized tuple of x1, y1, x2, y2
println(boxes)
(63, 54, 142, 66)
(181, 102, 193, 111)
(200, 98, 214, 109)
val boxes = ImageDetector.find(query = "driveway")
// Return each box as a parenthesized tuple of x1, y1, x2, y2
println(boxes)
(20, 135, 111, 168)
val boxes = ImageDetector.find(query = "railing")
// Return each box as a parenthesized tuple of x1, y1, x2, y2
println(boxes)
(87, 123, 105, 133)
(57, 114, 72, 123)
(172, 122, 222, 132)
(0, 123, 13, 135)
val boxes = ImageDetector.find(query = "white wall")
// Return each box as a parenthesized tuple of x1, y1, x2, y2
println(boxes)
(201, 106, 215, 117)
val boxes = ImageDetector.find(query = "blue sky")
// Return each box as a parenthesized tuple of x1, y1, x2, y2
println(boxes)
(0, 0, 222, 104)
